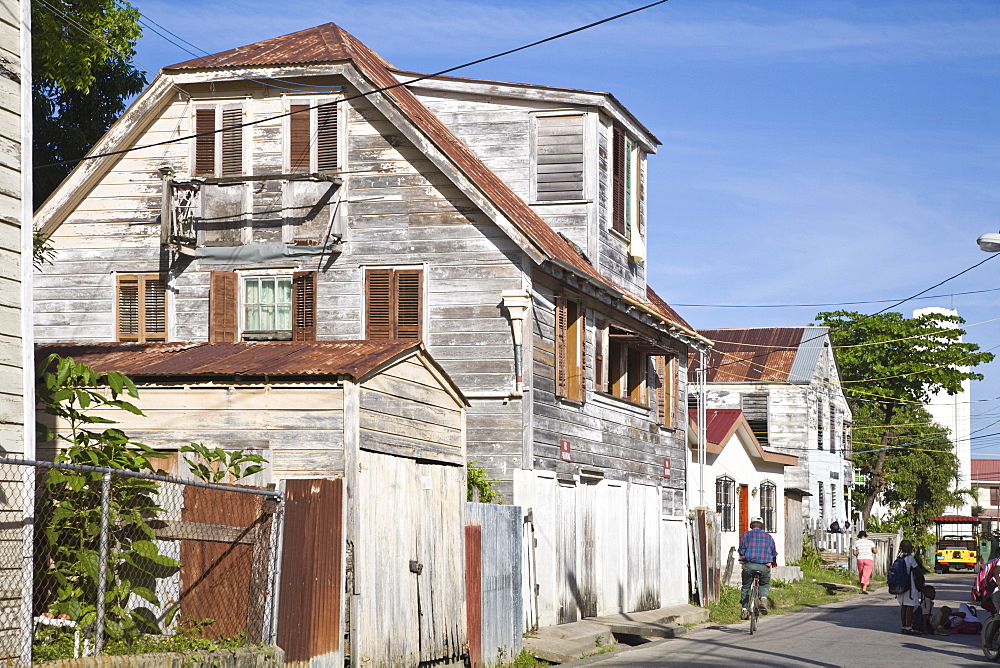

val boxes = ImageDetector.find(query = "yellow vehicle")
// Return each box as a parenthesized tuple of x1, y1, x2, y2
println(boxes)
(935, 535, 977, 573)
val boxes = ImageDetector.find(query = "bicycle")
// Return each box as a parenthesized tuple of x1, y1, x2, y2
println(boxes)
(984, 610, 1000, 661)
(749, 570, 762, 635)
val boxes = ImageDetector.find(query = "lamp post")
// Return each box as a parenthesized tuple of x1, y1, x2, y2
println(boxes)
(978, 232, 1000, 252)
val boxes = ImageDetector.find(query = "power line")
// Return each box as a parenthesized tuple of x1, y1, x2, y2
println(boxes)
(36, 0, 671, 171)
(675, 286, 1000, 308)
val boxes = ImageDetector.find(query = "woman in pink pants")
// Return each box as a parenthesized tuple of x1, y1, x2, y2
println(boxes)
(853, 530, 877, 593)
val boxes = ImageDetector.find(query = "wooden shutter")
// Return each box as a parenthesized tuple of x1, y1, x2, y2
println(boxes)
(654, 356, 667, 425)
(365, 268, 394, 340)
(195, 108, 216, 175)
(292, 271, 317, 341)
(209, 271, 239, 342)
(394, 270, 422, 340)
(624, 137, 633, 241)
(221, 106, 243, 176)
(595, 321, 606, 392)
(554, 296, 568, 398)
(535, 115, 584, 201)
(316, 104, 338, 172)
(611, 127, 626, 235)
(143, 276, 167, 341)
(289, 104, 311, 172)
(992, 487, 1000, 507)
(117, 275, 140, 342)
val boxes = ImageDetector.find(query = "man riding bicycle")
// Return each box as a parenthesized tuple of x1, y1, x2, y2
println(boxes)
(740, 515, 777, 620)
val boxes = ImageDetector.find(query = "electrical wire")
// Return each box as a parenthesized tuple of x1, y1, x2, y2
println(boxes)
(36, 0, 671, 171)
(675, 286, 1000, 308)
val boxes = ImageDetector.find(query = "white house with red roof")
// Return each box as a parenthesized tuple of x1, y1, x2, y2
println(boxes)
(687, 409, 798, 571)
(33, 22, 709, 631)
(972, 459, 1000, 520)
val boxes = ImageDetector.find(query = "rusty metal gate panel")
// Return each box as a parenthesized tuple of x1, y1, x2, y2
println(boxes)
(278, 478, 344, 667)
(180, 486, 265, 639)
(465, 525, 483, 668)
(466, 503, 522, 665)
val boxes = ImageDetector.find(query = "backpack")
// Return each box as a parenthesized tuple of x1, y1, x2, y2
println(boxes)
(973, 558, 1000, 612)
(888, 554, 911, 595)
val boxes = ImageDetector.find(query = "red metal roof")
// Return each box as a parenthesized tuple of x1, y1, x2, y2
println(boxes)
(646, 287, 692, 331)
(688, 328, 806, 383)
(162, 23, 694, 338)
(36, 341, 422, 379)
(973, 459, 1000, 482)
(688, 408, 798, 466)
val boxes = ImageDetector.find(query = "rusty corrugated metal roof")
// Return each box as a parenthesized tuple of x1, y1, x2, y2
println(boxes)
(646, 286, 693, 331)
(162, 22, 696, 341)
(164, 23, 396, 71)
(36, 340, 420, 379)
(688, 327, 806, 383)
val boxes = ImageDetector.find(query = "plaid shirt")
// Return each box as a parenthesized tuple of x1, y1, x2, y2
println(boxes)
(739, 527, 777, 565)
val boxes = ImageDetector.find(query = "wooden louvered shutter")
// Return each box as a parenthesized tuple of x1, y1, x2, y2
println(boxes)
(289, 105, 311, 172)
(143, 276, 167, 341)
(221, 106, 243, 176)
(554, 296, 568, 398)
(611, 127, 626, 235)
(365, 268, 393, 340)
(624, 137, 633, 241)
(195, 108, 216, 175)
(117, 275, 140, 342)
(316, 104, 338, 172)
(292, 271, 317, 341)
(394, 270, 422, 340)
(209, 271, 239, 342)
(595, 320, 606, 392)
(654, 356, 675, 426)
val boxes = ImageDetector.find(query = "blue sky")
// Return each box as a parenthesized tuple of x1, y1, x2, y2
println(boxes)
(129, 0, 1000, 452)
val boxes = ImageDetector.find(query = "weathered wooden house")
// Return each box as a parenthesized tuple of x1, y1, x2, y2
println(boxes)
(0, 0, 34, 662)
(36, 340, 469, 667)
(688, 327, 853, 559)
(33, 22, 709, 628)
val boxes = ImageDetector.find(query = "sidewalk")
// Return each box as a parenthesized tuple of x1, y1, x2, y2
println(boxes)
(522, 604, 709, 664)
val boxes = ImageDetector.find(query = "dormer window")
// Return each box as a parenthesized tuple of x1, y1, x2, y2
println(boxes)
(193, 103, 244, 176)
(532, 114, 585, 202)
(611, 126, 645, 260)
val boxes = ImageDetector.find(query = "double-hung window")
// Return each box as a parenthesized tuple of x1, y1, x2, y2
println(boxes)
(717, 476, 735, 532)
(209, 270, 317, 342)
(759, 480, 777, 533)
(117, 274, 167, 342)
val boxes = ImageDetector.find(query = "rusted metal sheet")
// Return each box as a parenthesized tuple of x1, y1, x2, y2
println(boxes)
(464, 525, 483, 668)
(179, 486, 264, 639)
(277, 478, 343, 665)
(466, 503, 522, 665)
(689, 327, 806, 383)
(36, 340, 417, 379)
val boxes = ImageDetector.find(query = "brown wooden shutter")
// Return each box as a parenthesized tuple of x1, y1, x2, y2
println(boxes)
(289, 105, 311, 172)
(654, 356, 667, 425)
(554, 296, 568, 398)
(611, 127, 626, 235)
(992, 487, 1000, 507)
(292, 271, 317, 341)
(595, 320, 606, 392)
(394, 270, 422, 340)
(195, 108, 216, 175)
(316, 104, 338, 172)
(365, 268, 394, 340)
(117, 275, 140, 342)
(143, 276, 167, 341)
(209, 271, 239, 342)
(221, 107, 243, 176)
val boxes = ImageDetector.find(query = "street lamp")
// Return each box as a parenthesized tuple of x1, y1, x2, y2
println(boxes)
(978, 232, 1000, 252)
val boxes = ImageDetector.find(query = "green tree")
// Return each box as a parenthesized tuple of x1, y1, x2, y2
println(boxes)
(32, 1, 146, 207)
(816, 310, 993, 524)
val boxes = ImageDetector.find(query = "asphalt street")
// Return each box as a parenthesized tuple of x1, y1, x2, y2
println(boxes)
(575, 572, 990, 667)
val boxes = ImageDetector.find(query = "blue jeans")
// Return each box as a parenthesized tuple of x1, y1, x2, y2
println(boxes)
(741, 562, 771, 607)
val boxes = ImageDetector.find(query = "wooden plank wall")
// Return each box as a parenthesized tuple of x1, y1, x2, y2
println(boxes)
(359, 357, 463, 465)
(39, 384, 347, 478)
(351, 450, 465, 667)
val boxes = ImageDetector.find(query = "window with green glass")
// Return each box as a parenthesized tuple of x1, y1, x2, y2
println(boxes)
(243, 276, 293, 340)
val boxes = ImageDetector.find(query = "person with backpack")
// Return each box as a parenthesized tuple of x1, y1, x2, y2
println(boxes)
(888, 539, 924, 634)
(973, 555, 1000, 614)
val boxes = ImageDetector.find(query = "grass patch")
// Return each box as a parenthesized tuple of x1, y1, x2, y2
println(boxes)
(511, 648, 552, 667)
(707, 564, 881, 625)
(32, 625, 253, 664)
(580, 634, 617, 658)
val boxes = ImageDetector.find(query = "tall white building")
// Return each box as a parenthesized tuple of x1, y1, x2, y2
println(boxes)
(913, 307, 972, 515)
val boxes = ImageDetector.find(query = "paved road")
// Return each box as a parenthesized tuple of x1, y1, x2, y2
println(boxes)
(576, 572, 991, 667)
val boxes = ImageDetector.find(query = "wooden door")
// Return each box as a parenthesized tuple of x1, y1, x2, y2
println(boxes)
(738, 485, 749, 535)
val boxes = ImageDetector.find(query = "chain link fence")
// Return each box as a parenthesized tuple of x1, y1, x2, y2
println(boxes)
(0, 457, 282, 664)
